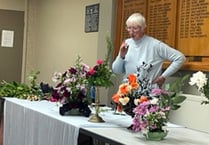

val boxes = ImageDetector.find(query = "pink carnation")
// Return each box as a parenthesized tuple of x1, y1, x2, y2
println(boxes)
(96, 59, 103, 65)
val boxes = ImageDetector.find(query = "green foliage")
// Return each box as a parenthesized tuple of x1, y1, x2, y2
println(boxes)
(105, 35, 113, 64)
(169, 93, 186, 110)
(165, 74, 190, 110)
(87, 61, 114, 88)
(0, 70, 45, 100)
(202, 81, 209, 104)
(0, 80, 31, 99)
(168, 74, 190, 93)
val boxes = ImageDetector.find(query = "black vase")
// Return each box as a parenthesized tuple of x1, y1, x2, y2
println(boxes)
(122, 97, 136, 118)
(59, 102, 91, 117)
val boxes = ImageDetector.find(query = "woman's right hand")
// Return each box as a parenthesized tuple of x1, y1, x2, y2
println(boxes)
(119, 41, 129, 59)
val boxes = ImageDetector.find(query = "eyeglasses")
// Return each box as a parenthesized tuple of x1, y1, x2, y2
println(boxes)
(126, 26, 141, 32)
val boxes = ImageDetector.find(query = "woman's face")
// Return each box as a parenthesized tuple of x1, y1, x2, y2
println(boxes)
(126, 25, 144, 40)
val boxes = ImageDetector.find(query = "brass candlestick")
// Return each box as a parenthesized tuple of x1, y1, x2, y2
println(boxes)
(88, 86, 105, 123)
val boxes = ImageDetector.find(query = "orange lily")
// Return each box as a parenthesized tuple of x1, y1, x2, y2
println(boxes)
(119, 83, 129, 95)
(128, 74, 137, 84)
(112, 93, 120, 103)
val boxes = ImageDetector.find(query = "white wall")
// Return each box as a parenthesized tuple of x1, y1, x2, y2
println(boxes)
(23, 0, 114, 104)
(24, 0, 114, 84)
(24, 0, 98, 83)
(169, 94, 209, 133)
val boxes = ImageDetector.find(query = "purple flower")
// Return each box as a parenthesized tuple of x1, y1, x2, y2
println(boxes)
(132, 99, 170, 132)
(69, 67, 77, 74)
(151, 88, 168, 96)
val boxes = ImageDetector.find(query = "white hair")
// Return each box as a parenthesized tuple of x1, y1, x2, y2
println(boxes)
(126, 13, 147, 30)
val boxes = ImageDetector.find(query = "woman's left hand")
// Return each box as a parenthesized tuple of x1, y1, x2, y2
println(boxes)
(153, 76, 165, 88)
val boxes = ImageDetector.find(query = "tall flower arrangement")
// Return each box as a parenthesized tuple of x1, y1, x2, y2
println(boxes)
(112, 62, 188, 116)
(112, 62, 152, 116)
(86, 36, 114, 88)
(189, 71, 209, 104)
(112, 62, 188, 139)
(87, 35, 114, 122)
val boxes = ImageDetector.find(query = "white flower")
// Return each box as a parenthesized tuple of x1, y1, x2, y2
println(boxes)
(134, 98, 140, 105)
(189, 71, 207, 91)
(162, 126, 167, 132)
(150, 97, 158, 104)
(52, 72, 62, 82)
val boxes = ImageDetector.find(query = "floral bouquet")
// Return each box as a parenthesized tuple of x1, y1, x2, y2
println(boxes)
(86, 36, 114, 88)
(86, 59, 113, 88)
(132, 96, 170, 129)
(189, 71, 209, 104)
(112, 61, 187, 116)
(132, 87, 183, 140)
(132, 94, 170, 140)
(112, 62, 152, 117)
(51, 56, 91, 117)
(85, 36, 114, 122)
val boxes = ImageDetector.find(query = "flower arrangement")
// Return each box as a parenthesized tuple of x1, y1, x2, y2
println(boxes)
(51, 36, 114, 117)
(112, 62, 188, 138)
(86, 58, 113, 88)
(132, 95, 170, 134)
(86, 36, 114, 88)
(112, 73, 146, 114)
(131, 86, 188, 140)
(87, 35, 114, 122)
(51, 56, 91, 117)
(112, 62, 152, 116)
(189, 71, 209, 104)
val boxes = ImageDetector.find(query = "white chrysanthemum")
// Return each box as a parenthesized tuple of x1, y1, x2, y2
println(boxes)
(150, 97, 158, 104)
(189, 71, 207, 90)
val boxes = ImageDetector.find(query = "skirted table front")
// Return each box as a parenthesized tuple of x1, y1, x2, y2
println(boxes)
(3, 98, 209, 145)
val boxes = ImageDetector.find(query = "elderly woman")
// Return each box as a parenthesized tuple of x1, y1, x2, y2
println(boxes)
(112, 13, 185, 88)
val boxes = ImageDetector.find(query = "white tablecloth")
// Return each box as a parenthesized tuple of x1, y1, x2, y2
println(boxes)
(3, 98, 192, 145)
(3, 98, 133, 145)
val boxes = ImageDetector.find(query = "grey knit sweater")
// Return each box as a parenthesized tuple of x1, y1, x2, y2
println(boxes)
(112, 35, 186, 83)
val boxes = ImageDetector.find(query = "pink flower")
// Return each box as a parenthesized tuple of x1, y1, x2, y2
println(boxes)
(50, 97, 57, 102)
(88, 68, 95, 75)
(96, 59, 103, 65)
(151, 88, 168, 96)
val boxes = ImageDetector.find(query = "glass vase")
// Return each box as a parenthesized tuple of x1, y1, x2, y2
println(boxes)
(143, 131, 168, 141)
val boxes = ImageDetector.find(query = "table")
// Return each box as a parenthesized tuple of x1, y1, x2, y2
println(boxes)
(80, 127, 209, 145)
(3, 98, 209, 145)
(3, 98, 132, 145)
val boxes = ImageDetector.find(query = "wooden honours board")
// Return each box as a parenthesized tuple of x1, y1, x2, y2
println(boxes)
(146, 0, 177, 47)
(121, 0, 147, 40)
(177, 0, 209, 57)
(114, 0, 209, 71)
